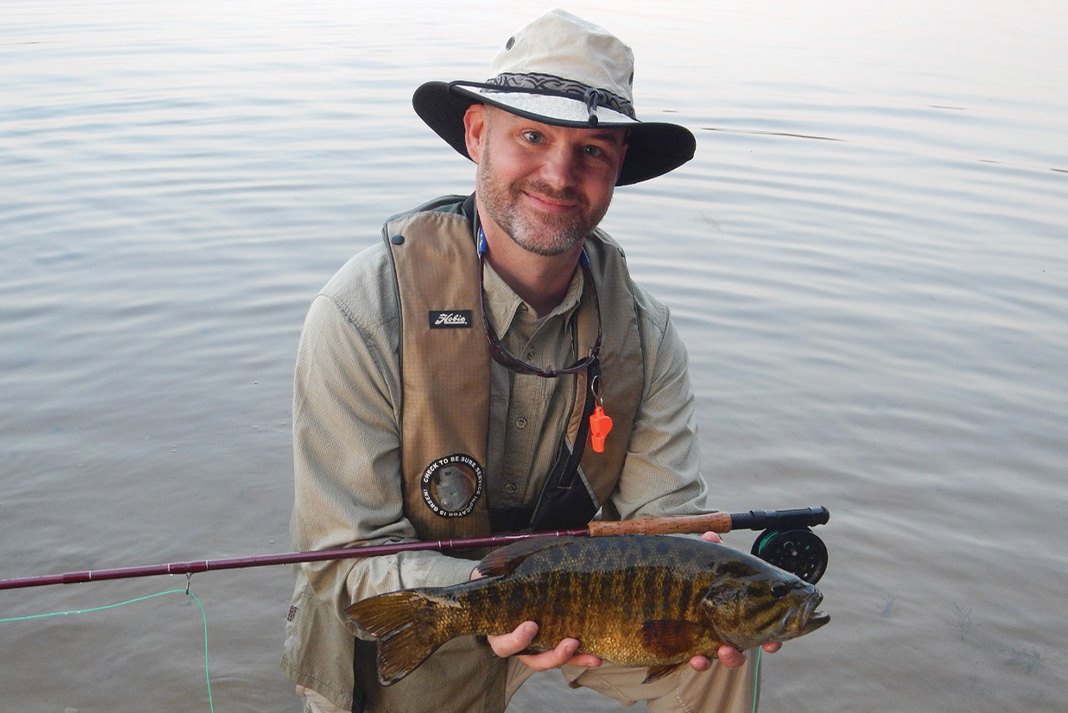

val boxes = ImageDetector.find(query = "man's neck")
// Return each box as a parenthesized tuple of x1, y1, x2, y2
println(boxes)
(478, 216, 583, 318)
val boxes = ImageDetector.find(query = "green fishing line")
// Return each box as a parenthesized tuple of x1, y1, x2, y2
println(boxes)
(4, 588, 764, 713)
(0, 588, 214, 713)
(751, 647, 762, 713)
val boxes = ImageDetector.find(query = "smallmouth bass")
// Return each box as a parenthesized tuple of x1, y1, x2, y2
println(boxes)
(346, 534, 828, 686)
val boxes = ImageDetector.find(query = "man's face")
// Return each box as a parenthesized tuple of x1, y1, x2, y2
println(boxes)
(464, 104, 627, 256)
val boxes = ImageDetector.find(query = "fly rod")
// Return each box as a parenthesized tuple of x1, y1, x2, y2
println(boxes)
(0, 506, 829, 591)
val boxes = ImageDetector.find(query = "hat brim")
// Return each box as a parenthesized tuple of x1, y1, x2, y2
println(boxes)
(413, 81, 696, 186)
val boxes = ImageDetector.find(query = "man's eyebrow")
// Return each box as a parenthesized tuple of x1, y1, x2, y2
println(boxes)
(585, 130, 627, 143)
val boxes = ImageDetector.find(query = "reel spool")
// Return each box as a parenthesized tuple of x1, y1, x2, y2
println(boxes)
(752, 528, 828, 584)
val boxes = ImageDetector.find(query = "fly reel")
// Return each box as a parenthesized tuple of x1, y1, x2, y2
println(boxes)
(752, 528, 828, 584)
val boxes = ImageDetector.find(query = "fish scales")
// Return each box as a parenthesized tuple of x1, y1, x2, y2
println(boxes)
(459, 538, 708, 660)
(347, 535, 828, 686)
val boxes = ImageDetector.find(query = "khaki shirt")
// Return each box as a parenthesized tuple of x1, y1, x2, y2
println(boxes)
(282, 222, 710, 710)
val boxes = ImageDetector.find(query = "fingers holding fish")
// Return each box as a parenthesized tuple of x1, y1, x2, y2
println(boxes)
(687, 654, 713, 672)
(715, 646, 746, 669)
(485, 619, 540, 657)
(714, 640, 782, 669)
(488, 623, 602, 670)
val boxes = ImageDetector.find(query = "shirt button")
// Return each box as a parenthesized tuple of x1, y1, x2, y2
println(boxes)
(515, 417, 528, 429)
(504, 483, 517, 494)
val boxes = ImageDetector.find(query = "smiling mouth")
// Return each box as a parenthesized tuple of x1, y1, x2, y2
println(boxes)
(523, 190, 581, 214)
(517, 180, 586, 212)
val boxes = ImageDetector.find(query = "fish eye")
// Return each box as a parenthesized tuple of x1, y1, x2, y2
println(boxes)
(771, 582, 791, 598)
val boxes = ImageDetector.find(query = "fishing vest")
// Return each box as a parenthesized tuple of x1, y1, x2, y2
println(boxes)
(383, 196, 645, 539)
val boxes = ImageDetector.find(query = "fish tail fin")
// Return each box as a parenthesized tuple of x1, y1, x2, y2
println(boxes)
(346, 590, 457, 685)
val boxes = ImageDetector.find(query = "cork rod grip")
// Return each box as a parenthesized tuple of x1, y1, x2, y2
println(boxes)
(586, 512, 734, 537)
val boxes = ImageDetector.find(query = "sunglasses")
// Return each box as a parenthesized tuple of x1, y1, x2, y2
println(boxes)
(478, 230, 602, 378)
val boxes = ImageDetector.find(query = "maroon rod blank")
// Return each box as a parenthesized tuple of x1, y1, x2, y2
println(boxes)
(0, 507, 828, 591)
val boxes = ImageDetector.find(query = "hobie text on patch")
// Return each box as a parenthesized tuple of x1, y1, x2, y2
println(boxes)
(428, 310, 473, 328)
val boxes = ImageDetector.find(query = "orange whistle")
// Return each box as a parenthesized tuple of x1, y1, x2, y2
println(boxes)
(589, 406, 613, 453)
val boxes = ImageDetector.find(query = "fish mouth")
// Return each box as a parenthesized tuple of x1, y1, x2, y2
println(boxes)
(802, 610, 830, 634)
(788, 595, 829, 636)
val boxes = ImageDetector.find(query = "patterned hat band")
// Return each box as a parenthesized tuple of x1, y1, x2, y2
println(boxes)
(452, 73, 636, 122)
(413, 10, 696, 185)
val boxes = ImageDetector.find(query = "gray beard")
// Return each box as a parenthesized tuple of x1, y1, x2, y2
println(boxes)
(476, 148, 610, 257)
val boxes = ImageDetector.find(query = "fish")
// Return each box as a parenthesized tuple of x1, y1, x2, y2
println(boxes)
(346, 534, 828, 686)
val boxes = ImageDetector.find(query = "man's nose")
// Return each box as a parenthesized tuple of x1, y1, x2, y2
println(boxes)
(538, 144, 581, 189)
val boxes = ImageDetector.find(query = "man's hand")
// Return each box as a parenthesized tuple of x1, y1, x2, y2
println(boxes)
(469, 566, 601, 670)
(486, 620, 602, 670)
(468, 530, 782, 673)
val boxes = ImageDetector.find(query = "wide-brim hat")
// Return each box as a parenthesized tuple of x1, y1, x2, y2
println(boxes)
(413, 9, 697, 186)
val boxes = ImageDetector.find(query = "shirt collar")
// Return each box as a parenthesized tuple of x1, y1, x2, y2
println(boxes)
(481, 258, 586, 337)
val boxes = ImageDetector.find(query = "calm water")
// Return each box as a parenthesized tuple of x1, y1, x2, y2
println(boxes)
(2, 1, 1066, 711)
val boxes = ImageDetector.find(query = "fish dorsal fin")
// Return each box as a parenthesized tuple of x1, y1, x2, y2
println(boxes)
(475, 536, 579, 578)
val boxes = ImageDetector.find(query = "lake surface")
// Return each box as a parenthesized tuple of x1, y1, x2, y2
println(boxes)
(2, 1, 1066, 711)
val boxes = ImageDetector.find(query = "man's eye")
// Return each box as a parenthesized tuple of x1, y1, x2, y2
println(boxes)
(583, 145, 605, 158)
(522, 131, 544, 144)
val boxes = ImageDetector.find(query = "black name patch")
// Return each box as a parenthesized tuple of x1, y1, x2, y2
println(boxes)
(428, 310, 473, 329)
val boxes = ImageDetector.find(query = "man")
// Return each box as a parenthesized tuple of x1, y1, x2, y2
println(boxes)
(281, 9, 778, 713)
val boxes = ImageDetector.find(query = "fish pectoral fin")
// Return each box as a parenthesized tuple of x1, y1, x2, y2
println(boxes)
(639, 618, 709, 684)
(476, 536, 580, 577)
(642, 662, 687, 684)
(639, 619, 707, 659)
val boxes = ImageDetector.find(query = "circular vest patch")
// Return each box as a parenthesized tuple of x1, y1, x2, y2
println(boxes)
(421, 453, 484, 518)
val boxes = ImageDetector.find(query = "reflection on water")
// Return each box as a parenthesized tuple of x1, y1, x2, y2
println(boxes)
(1, 1, 1066, 711)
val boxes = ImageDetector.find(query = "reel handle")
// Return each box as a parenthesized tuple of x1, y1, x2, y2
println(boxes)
(730, 506, 829, 531)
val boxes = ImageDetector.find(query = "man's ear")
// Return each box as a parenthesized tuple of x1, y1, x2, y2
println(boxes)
(463, 104, 488, 164)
